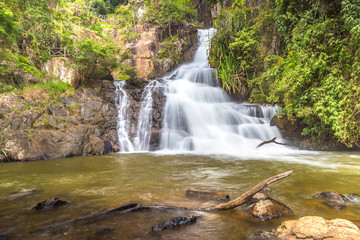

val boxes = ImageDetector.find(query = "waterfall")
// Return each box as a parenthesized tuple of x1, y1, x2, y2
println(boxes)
(159, 29, 286, 154)
(133, 80, 162, 151)
(114, 81, 134, 152)
(114, 28, 288, 155)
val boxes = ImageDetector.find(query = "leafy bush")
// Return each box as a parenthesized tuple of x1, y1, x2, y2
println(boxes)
(74, 39, 121, 77)
(143, 0, 197, 25)
(157, 35, 181, 64)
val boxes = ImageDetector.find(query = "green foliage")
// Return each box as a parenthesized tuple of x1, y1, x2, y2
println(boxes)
(210, 0, 360, 146)
(209, 5, 259, 93)
(30, 80, 74, 98)
(143, 0, 197, 25)
(42, 117, 51, 128)
(157, 35, 181, 64)
(74, 39, 121, 74)
(116, 64, 139, 85)
(16, 55, 41, 77)
(0, 82, 15, 93)
(0, 2, 21, 45)
(115, 5, 136, 28)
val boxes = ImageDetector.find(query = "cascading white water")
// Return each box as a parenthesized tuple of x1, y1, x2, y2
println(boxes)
(159, 29, 287, 154)
(133, 80, 162, 151)
(114, 81, 134, 152)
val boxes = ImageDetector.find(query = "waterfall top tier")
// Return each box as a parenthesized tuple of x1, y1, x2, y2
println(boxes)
(159, 29, 290, 156)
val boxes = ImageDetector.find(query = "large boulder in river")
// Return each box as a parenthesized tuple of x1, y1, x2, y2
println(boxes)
(249, 216, 360, 240)
(277, 216, 360, 240)
(245, 193, 293, 222)
(312, 192, 359, 210)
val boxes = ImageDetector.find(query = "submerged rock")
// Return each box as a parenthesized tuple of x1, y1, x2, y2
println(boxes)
(312, 191, 358, 210)
(95, 227, 113, 237)
(245, 193, 293, 222)
(248, 230, 276, 240)
(0, 231, 7, 240)
(249, 216, 360, 240)
(185, 190, 229, 201)
(32, 197, 68, 210)
(151, 216, 199, 232)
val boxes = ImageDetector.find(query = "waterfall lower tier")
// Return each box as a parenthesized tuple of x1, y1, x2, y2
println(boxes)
(114, 81, 134, 152)
(133, 80, 163, 151)
(159, 29, 287, 154)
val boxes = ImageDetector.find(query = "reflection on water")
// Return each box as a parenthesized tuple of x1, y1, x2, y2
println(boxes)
(0, 152, 360, 239)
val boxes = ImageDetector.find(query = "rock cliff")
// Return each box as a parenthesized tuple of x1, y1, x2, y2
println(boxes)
(0, 80, 118, 162)
(125, 23, 198, 80)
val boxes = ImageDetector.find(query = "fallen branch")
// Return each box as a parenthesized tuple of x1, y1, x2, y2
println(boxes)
(256, 137, 287, 149)
(37, 171, 293, 231)
(204, 170, 293, 210)
(36, 202, 189, 231)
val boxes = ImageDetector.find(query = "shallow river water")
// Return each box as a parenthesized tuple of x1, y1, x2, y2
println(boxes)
(1, 151, 360, 239)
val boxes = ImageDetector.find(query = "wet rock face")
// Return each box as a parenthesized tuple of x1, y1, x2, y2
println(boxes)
(270, 116, 302, 133)
(0, 80, 119, 162)
(125, 23, 198, 80)
(124, 79, 166, 151)
(149, 84, 166, 151)
(312, 192, 358, 210)
(244, 193, 293, 222)
(32, 197, 68, 210)
(191, 0, 213, 28)
(249, 216, 360, 240)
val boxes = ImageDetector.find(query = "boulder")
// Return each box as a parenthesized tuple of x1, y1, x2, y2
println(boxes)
(80, 98, 103, 123)
(89, 135, 105, 155)
(0, 232, 7, 240)
(245, 193, 293, 222)
(248, 230, 276, 240)
(151, 216, 199, 232)
(312, 192, 356, 210)
(48, 105, 67, 117)
(32, 197, 68, 210)
(249, 216, 360, 240)
(275, 216, 360, 240)
(43, 57, 81, 87)
(270, 116, 301, 133)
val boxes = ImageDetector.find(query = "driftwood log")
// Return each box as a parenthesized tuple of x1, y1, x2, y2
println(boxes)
(203, 170, 293, 210)
(256, 137, 287, 148)
(38, 171, 293, 231)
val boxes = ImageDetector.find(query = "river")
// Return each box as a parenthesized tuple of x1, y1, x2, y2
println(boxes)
(1, 152, 360, 239)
